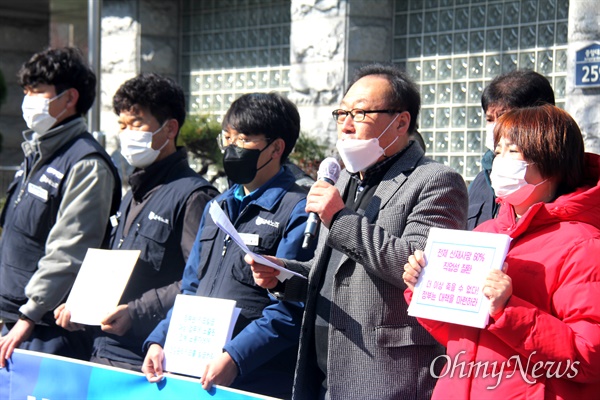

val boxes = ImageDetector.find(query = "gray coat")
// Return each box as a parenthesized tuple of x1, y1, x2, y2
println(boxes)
(284, 143, 469, 400)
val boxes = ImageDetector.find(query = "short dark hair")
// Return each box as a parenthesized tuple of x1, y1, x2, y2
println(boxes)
(222, 92, 300, 162)
(482, 70, 555, 113)
(347, 63, 421, 133)
(18, 47, 96, 115)
(113, 73, 186, 133)
(495, 104, 584, 195)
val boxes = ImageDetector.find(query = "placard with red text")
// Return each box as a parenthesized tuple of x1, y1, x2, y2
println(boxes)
(408, 228, 511, 328)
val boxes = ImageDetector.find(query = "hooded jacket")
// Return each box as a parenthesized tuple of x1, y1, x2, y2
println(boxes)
(407, 153, 600, 399)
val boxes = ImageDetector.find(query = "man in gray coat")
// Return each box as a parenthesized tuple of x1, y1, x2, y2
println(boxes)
(248, 63, 468, 399)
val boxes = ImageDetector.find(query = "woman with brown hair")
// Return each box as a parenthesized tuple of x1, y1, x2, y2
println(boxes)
(404, 104, 600, 399)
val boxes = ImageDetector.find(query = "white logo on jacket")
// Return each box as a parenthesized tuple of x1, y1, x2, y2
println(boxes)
(148, 211, 169, 224)
(40, 174, 59, 188)
(46, 167, 65, 179)
(255, 216, 280, 228)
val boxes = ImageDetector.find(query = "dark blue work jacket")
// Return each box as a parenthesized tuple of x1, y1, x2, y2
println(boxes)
(94, 159, 214, 364)
(146, 166, 314, 398)
(0, 133, 120, 324)
(111, 176, 212, 304)
(195, 182, 307, 334)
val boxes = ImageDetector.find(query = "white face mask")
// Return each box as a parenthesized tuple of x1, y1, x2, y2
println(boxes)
(120, 122, 169, 168)
(21, 91, 68, 136)
(490, 157, 546, 205)
(485, 123, 496, 152)
(336, 114, 399, 173)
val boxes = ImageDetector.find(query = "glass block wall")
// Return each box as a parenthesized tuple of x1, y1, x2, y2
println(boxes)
(392, 0, 569, 182)
(181, 0, 291, 122)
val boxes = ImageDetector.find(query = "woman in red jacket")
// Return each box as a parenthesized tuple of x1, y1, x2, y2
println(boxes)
(404, 104, 600, 399)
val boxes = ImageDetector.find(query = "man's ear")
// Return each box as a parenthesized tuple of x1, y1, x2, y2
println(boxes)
(271, 137, 285, 160)
(65, 88, 79, 111)
(165, 119, 179, 140)
(396, 111, 411, 133)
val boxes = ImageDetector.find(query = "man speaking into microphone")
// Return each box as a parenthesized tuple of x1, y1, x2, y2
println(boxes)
(247, 63, 468, 400)
(302, 157, 341, 249)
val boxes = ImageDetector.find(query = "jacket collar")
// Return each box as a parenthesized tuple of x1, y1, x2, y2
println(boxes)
(128, 147, 189, 202)
(337, 141, 425, 223)
(21, 117, 88, 173)
(224, 165, 296, 214)
(332, 141, 425, 270)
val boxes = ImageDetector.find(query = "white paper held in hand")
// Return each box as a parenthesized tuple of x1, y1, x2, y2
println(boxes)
(407, 228, 512, 329)
(65, 248, 140, 325)
(163, 294, 241, 378)
(208, 201, 306, 282)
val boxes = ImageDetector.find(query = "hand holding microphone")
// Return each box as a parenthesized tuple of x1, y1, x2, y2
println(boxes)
(302, 157, 341, 249)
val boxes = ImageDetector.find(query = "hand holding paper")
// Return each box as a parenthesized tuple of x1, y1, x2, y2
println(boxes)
(163, 295, 241, 378)
(65, 249, 140, 326)
(402, 249, 426, 292)
(407, 228, 511, 329)
(482, 264, 513, 318)
(208, 201, 306, 282)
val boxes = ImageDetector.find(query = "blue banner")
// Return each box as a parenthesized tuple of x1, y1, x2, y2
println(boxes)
(0, 349, 277, 400)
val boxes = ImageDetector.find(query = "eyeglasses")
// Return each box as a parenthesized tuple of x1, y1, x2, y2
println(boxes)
(217, 131, 271, 151)
(331, 109, 400, 124)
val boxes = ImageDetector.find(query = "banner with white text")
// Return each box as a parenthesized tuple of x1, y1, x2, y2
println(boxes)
(0, 349, 278, 400)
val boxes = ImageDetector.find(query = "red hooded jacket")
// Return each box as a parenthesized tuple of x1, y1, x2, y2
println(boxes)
(406, 153, 600, 399)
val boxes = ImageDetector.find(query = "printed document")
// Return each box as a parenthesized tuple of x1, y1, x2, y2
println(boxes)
(209, 201, 306, 281)
(163, 295, 241, 378)
(408, 228, 511, 328)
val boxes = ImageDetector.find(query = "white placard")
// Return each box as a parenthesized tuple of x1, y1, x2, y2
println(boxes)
(65, 248, 140, 325)
(163, 295, 241, 378)
(407, 228, 512, 328)
(208, 201, 306, 282)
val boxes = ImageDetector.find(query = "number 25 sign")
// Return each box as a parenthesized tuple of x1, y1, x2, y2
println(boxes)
(576, 43, 600, 88)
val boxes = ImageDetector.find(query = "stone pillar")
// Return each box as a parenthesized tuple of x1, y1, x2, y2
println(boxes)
(289, 0, 394, 148)
(565, 0, 600, 154)
(100, 0, 141, 156)
(345, 0, 393, 81)
(289, 0, 348, 147)
(99, 0, 180, 156)
(138, 0, 180, 80)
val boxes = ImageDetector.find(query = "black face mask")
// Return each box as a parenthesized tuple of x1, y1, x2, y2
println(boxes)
(223, 141, 273, 184)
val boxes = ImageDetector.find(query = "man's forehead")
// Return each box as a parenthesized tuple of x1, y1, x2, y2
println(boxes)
(118, 105, 154, 122)
(223, 128, 265, 138)
(25, 83, 55, 94)
(120, 104, 147, 117)
(342, 76, 391, 107)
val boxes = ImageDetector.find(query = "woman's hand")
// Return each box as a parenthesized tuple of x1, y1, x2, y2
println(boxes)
(403, 250, 427, 291)
(483, 262, 512, 318)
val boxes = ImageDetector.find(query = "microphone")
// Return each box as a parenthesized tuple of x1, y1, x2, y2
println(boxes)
(302, 157, 341, 249)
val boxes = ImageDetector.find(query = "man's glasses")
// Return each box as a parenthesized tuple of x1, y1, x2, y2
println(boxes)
(331, 109, 400, 124)
(217, 131, 270, 151)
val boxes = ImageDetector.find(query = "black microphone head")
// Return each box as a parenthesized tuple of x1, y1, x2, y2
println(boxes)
(317, 157, 341, 184)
